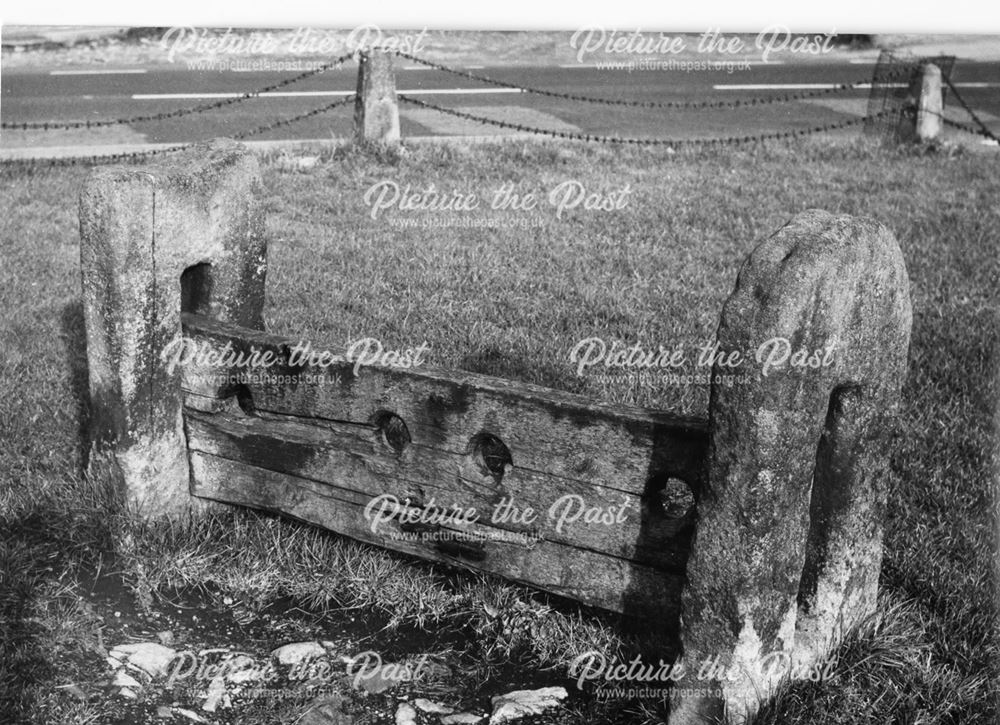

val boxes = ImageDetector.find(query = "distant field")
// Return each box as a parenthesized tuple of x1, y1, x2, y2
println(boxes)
(0, 137, 996, 724)
(0, 28, 884, 69)
(4, 26, 1000, 71)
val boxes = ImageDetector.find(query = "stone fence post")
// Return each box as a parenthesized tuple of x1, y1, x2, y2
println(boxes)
(79, 138, 268, 519)
(915, 63, 944, 141)
(354, 50, 401, 146)
(669, 209, 912, 724)
(898, 61, 944, 143)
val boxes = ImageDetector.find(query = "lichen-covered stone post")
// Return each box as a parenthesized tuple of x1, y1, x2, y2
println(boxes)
(354, 49, 400, 146)
(79, 138, 267, 519)
(669, 210, 912, 724)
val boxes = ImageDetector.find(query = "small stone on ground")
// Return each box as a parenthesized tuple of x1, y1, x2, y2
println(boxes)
(271, 641, 327, 665)
(415, 698, 454, 714)
(395, 702, 417, 725)
(109, 642, 177, 678)
(489, 687, 568, 724)
(202, 675, 230, 712)
(441, 714, 485, 724)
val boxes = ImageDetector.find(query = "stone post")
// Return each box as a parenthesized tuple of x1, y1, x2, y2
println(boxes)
(79, 138, 267, 519)
(898, 61, 943, 143)
(354, 50, 401, 146)
(668, 210, 912, 724)
(915, 62, 943, 141)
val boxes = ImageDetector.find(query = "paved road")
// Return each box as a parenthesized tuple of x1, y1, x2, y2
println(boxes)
(3, 60, 999, 144)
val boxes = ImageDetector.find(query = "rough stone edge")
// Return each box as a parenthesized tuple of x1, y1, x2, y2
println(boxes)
(668, 209, 912, 724)
(354, 49, 401, 146)
(78, 138, 267, 520)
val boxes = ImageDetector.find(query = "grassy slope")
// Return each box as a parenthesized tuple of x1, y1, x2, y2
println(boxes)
(0, 138, 996, 724)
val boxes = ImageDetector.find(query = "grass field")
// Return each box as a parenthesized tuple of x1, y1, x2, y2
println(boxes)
(0, 137, 997, 724)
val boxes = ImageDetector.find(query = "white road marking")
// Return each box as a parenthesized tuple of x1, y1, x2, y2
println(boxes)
(714, 83, 898, 90)
(466, 65, 485, 69)
(227, 67, 354, 73)
(131, 88, 524, 100)
(51, 68, 147, 75)
(714, 82, 1000, 90)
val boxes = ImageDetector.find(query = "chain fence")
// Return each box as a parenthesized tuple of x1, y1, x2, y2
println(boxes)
(393, 50, 917, 111)
(1, 53, 356, 132)
(942, 74, 1000, 143)
(398, 95, 890, 148)
(2, 48, 995, 170)
(0, 97, 356, 171)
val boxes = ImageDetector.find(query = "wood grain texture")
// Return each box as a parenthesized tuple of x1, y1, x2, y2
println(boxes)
(177, 312, 710, 615)
(189, 450, 685, 617)
(179, 313, 708, 492)
(186, 408, 696, 571)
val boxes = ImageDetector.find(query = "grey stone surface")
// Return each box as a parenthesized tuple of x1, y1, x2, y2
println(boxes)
(79, 138, 267, 519)
(112, 671, 142, 689)
(395, 702, 417, 725)
(898, 62, 943, 143)
(440, 715, 484, 725)
(669, 210, 912, 724)
(354, 50, 400, 145)
(489, 687, 568, 724)
(414, 698, 454, 714)
(271, 641, 327, 665)
(109, 642, 178, 679)
(201, 675, 230, 712)
(173, 707, 210, 723)
(916, 63, 944, 141)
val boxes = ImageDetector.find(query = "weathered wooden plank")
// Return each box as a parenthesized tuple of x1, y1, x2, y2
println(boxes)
(177, 313, 708, 500)
(189, 450, 685, 618)
(184, 408, 696, 571)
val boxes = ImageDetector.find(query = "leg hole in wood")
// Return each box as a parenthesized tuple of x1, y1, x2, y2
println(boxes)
(221, 383, 255, 414)
(180, 262, 214, 316)
(469, 432, 512, 484)
(373, 411, 411, 454)
(643, 476, 696, 520)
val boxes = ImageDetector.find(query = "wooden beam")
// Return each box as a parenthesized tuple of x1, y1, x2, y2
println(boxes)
(177, 312, 710, 615)
(189, 449, 685, 617)
(179, 313, 708, 494)
(186, 408, 696, 572)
